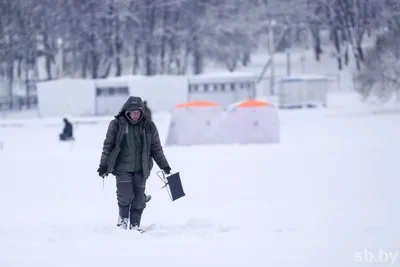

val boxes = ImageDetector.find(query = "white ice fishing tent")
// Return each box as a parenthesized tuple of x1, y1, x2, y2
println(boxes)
(217, 99, 280, 145)
(165, 101, 224, 146)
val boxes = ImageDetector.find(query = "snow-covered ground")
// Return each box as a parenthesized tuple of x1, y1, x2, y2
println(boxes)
(0, 91, 399, 267)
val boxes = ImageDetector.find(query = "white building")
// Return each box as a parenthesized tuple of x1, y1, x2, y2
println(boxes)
(187, 72, 258, 108)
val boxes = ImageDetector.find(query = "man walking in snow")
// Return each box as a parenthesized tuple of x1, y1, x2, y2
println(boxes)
(97, 96, 171, 230)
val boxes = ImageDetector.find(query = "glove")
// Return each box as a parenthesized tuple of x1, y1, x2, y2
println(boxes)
(97, 166, 108, 178)
(163, 166, 171, 175)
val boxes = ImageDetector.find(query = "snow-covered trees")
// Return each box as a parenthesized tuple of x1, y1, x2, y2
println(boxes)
(353, 0, 400, 102)
(354, 31, 400, 102)
(0, 0, 399, 84)
(306, 0, 381, 70)
(0, 0, 270, 80)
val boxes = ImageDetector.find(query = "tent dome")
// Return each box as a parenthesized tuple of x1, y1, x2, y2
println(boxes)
(175, 101, 220, 108)
(234, 99, 273, 108)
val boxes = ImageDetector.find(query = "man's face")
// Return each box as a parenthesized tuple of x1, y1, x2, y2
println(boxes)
(129, 110, 142, 121)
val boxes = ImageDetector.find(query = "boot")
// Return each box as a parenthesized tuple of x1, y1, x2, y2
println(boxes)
(129, 209, 143, 229)
(130, 224, 145, 233)
(145, 194, 152, 203)
(117, 216, 129, 230)
(117, 204, 130, 229)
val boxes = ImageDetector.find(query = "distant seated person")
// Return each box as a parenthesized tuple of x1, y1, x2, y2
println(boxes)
(59, 118, 74, 141)
(143, 100, 152, 120)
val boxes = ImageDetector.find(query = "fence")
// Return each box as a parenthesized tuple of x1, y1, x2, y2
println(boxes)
(0, 78, 39, 111)
(0, 96, 38, 111)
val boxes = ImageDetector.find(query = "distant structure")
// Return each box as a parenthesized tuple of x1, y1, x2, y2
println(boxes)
(187, 73, 257, 108)
(94, 81, 130, 116)
(165, 99, 280, 147)
(217, 99, 280, 144)
(277, 75, 329, 109)
(35, 74, 259, 117)
(165, 101, 223, 146)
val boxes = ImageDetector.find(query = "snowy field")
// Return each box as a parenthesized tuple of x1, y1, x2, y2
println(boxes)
(0, 92, 399, 267)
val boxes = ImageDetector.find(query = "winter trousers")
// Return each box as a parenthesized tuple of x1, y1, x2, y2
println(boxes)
(115, 171, 147, 227)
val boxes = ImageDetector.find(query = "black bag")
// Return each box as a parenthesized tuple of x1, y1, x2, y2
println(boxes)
(157, 171, 185, 201)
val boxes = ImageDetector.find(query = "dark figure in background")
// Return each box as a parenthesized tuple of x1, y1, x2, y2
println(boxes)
(59, 118, 74, 141)
(97, 96, 171, 231)
(143, 100, 152, 121)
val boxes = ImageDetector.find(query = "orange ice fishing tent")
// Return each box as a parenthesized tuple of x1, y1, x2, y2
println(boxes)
(216, 99, 280, 144)
(165, 101, 224, 146)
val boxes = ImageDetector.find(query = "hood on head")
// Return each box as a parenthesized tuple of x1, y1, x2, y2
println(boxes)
(116, 96, 144, 117)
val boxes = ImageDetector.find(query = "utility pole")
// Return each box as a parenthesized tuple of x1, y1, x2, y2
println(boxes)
(57, 38, 64, 78)
(286, 26, 291, 76)
(269, 20, 276, 95)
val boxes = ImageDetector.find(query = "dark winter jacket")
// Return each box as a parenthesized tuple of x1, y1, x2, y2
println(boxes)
(62, 118, 73, 137)
(99, 96, 169, 178)
(114, 121, 143, 172)
(144, 105, 152, 121)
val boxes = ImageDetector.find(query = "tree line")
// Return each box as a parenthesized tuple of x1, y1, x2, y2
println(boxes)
(0, 0, 399, 99)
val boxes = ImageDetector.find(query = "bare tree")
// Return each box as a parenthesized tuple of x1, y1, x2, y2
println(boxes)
(354, 32, 400, 102)
(2, 0, 399, 86)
